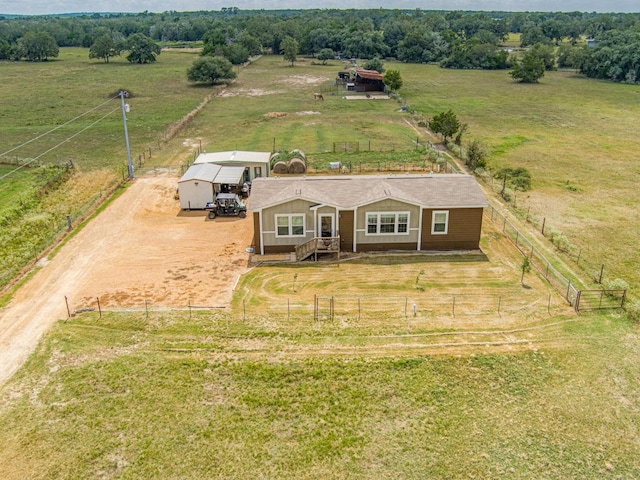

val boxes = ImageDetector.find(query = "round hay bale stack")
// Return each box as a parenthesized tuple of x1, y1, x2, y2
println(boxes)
(288, 158, 307, 174)
(290, 149, 306, 162)
(272, 161, 289, 175)
(270, 152, 282, 167)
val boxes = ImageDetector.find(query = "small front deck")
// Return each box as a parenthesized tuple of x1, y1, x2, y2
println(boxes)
(295, 237, 341, 262)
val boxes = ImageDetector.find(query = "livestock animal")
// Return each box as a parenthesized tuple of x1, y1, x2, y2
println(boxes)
(313, 93, 324, 101)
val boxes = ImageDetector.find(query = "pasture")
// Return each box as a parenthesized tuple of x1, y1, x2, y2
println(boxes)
(1, 48, 640, 479)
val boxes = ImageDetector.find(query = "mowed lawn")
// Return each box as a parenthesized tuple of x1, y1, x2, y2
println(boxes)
(0, 305, 638, 479)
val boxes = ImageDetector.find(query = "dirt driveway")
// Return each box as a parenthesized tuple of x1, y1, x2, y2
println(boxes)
(0, 175, 254, 385)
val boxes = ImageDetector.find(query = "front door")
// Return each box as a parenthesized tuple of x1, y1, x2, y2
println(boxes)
(319, 214, 334, 238)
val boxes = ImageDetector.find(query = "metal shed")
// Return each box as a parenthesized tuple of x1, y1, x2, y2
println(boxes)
(178, 163, 245, 210)
(194, 150, 271, 183)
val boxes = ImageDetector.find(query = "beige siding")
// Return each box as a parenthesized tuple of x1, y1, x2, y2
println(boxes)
(261, 199, 316, 248)
(355, 199, 420, 246)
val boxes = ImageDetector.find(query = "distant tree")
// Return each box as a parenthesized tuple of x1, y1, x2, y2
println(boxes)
(15, 31, 59, 61)
(383, 69, 403, 92)
(187, 56, 236, 85)
(557, 44, 587, 69)
(89, 35, 120, 63)
(465, 138, 487, 171)
(510, 51, 545, 83)
(519, 24, 550, 47)
(363, 57, 385, 73)
(316, 48, 334, 65)
(530, 43, 557, 71)
(0, 39, 10, 60)
(221, 43, 250, 65)
(281, 36, 298, 67)
(122, 33, 161, 64)
(429, 109, 460, 144)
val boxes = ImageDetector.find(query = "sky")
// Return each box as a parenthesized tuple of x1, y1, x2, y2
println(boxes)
(0, 0, 637, 16)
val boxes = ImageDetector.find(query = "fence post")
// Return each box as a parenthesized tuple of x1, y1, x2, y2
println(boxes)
(497, 296, 501, 316)
(65, 295, 71, 319)
(287, 298, 290, 321)
(530, 245, 535, 259)
(452, 296, 456, 317)
(566, 281, 572, 304)
(243, 299, 246, 322)
(598, 264, 605, 284)
(97, 297, 102, 318)
(358, 297, 361, 322)
(541, 218, 546, 236)
(576, 249, 581, 266)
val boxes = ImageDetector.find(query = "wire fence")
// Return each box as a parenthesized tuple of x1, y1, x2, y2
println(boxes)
(477, 171, 613, 287)
(483, 204, 626, 311)
(67, 288, 570, 332)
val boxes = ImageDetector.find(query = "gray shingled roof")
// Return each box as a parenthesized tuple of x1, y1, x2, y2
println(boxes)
(250, 174, 488, 211)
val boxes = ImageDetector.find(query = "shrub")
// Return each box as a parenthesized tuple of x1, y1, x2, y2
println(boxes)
(626, 300, 640, 323)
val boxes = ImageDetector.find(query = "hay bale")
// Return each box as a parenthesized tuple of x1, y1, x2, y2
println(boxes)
(288, 158, 307, 174)
(270, 152, 282, 167)
(290, 149, 306, 161)
(272, 161, 289, 175)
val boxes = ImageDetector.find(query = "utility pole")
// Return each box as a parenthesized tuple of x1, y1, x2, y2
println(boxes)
(120, 90, 134, 180)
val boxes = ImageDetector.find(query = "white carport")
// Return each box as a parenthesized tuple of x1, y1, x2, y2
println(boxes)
(178, 163, 245, 209)
(193, 150, 271, 182)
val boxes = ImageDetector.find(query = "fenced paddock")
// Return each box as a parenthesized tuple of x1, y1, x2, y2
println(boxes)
(484, 204, 626, 312)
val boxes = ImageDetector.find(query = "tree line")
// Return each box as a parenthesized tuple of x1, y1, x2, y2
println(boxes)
(0, 9, 639, 83)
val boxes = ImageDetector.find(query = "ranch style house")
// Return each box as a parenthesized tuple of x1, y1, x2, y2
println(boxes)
(250, 174, 488, 259)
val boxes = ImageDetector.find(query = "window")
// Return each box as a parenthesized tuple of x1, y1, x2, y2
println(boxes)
(276, 214, 305, 237)
(254, 166, 262, 178)
(431, 210, 449, 235)
(366, 212, 409, 235)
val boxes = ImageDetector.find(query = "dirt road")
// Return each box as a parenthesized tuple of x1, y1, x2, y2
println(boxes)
(0, 176, 254, 385)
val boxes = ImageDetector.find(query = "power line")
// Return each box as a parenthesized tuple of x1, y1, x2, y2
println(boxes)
(0, 95, 118, 159)
(0, 105, 120, 182)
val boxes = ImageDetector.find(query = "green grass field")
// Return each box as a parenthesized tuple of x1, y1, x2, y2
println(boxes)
(0, 309, 638, 479)
(1, 49, 640, 479)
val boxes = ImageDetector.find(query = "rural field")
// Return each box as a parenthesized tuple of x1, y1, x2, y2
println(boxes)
(0, 48, 639, 478)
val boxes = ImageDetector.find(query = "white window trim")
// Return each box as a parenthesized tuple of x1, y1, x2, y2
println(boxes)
(431, 210, 449, 235)
(365, 211, 410, 236)
(275, 214, 306, 238)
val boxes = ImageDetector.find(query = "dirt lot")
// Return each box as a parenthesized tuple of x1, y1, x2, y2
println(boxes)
(0, 175, 254, 384)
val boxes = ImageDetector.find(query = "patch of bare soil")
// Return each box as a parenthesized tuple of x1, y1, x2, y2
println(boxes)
(281, 74, 326, 86)
(218, 88, 283, 97)
(264, 111, 321, 118)
(0, 176, 254, 385)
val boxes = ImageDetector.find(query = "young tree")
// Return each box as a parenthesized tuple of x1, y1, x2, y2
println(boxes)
(187, 56, 236, 85)
(530, 43, 557, 71)
(89, 35, 120, 63)
(520, 256, 531, 284)
(465, 138, 487, 171)
(281, 36, 298, 67)
(363, 57, 385, 73)
(429, 109, 460, 144)
(15, 31, 59, 61)
(510, 51, 545, 83)
(316, 48, 334, 65)
(122, 33, 161, 64)
(383, 69, 403, 92)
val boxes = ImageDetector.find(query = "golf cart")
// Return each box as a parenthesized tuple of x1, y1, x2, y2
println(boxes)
(205, 193, 247, 220)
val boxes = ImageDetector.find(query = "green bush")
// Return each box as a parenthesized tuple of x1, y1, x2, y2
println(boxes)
(626, 300, 640, 323)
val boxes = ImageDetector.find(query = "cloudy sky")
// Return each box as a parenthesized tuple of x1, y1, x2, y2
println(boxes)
(0, 0, 637, 15)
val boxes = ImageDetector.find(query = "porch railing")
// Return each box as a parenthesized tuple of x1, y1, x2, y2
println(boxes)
(295, 236, 341, 262)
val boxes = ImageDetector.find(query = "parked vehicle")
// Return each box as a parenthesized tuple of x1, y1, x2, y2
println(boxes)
(205, 193, 247, 219)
